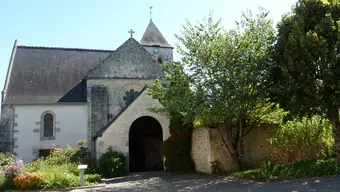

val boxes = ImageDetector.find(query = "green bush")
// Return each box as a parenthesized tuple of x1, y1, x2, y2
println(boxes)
(41, 172, 80, 190)
(0, 144, 102, 190)
(22, 145, 101, 190)
(268, 115, 334, 163)
(42, 145, 72, 166)
(0, 153, 15, 169)
(85, 174, 101, 183)
(232, 158, 340, 181)
(163, 115, 195, 172)
(98, 147, 127, 178)
(0, 173, 14, 190)
(70, 143, 98, 174)
(24, 162, 101, 190)
(35, 141, 98, 174)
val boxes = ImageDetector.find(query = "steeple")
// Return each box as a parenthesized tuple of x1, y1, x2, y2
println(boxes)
(140, 20, 173, 48)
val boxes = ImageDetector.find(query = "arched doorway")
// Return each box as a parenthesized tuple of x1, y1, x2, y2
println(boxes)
(129, 116, 163, 172)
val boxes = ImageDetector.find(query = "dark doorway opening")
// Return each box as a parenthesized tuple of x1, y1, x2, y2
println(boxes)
(129, 116, 163, 172)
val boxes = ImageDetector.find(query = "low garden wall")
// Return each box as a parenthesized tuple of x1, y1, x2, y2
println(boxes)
(191, 126, 276, 174)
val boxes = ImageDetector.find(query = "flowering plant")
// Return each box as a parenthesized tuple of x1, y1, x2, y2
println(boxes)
(5, 159, 24, 178)
(13, 173, 44, 190)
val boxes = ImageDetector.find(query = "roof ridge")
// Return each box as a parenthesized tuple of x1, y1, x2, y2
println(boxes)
(2, 39, 18, 102)
(17, 45, 114, 52)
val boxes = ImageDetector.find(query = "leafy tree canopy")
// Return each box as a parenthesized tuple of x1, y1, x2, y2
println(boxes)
(270, 0, 340, 120)
(270, 0, 340, 162)
(150, 8, 277, 128)
(149, 8, 277, 169)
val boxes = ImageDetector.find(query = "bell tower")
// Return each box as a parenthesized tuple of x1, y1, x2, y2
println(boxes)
(140, 7, 174, 63)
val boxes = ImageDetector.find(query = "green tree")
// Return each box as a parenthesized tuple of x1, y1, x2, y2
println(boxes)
(149, 9, 276, 170)
(269, 0, 340, 162)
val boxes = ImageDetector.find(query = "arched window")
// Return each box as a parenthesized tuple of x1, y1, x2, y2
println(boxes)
(41, 112, 55, 139)
(158, 58, 163, 63)
(158, 55, 164, 64)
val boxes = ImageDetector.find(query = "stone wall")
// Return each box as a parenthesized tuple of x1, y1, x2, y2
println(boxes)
(191, 128, 212, 174)
(90, 86, 108, 135)
(143, 46, 173, 63)
(191, 125, 275, 174)
(95, 89, 170, 171)
(0, 105, 15, 153)
(87, 79, 155, 150)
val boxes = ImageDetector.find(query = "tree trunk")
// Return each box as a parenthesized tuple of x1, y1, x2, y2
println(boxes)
(217, 122, 246, 171)
(217, 127, 245, 170)
(235, 119, 245, 170)
(332, 112, 340, 163)
(232, 143, 245, 170)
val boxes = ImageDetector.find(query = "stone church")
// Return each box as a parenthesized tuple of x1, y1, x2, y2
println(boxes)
(0, 19, 172, 172)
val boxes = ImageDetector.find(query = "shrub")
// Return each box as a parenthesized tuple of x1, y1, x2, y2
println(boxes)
(24, 162, 101, 190)
(0, 144, 103, 190)
(5, 159, 24, 178)
(70, 141, 98, 174)
(0, 153, 15, 169)
(98, 147, 126, 178)
(42, 141, 98, 174)
(24, 159, 41, 173)
(0, 173, 14, 190)
(41, 172, 79, 190)
(13, 173, 44, 190)
(64, 163, 80, 176)
(85, 174, 101, 183)
(43, 145, 72, 166)
(163, 115, 195, 172)
(268, 115, 334, 163)
(232, 158, 340, 181)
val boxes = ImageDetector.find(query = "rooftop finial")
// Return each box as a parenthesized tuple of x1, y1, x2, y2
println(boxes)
(128, 29, 135, 38)
(149, 6, 153, 21)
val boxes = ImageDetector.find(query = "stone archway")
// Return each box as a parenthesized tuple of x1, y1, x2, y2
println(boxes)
(129, 116, 163, 172)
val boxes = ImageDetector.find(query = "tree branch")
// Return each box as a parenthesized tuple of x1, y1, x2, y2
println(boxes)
(217, 125, 234, 156)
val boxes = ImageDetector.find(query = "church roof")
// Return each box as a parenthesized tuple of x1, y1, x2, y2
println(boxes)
(3, 40, 112, 104)
(140, 20, 173, 48)
(87, 38, 165, 79)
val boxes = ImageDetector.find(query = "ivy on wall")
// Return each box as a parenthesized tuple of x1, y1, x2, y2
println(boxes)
(163, 115, 195, 172)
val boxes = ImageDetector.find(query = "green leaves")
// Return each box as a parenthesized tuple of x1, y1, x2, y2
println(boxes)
(149, 8, 277, 128)
(269, 115, 334, 163)
(271, 0, 340, 119)
(150, 9, 276, 127)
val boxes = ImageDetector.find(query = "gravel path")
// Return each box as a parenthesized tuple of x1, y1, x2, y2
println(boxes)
(72, 172, 340, 192)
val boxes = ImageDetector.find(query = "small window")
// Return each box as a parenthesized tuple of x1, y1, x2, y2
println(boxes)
(41, 112, 55, 140)
(158, 58, 163, 63)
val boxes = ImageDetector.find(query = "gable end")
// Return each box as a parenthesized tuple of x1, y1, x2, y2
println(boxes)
(87, 38, 165, 79)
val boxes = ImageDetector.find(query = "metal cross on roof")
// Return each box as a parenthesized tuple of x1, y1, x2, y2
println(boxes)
(149, 6, 153, 21)
(128, 29, 135, 38)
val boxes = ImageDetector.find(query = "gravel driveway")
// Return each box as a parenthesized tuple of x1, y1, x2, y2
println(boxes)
(72, 172, 340, 192)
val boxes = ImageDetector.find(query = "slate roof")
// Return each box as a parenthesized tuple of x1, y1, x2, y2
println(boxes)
(140, 20, 173, 48)
(87, 38, 165, 79)
(3, 41, 112, 104)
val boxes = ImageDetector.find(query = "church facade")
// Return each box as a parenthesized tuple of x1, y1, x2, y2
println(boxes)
(0, 20, 172, 172)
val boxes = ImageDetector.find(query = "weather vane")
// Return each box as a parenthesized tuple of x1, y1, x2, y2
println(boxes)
(149, 6, 153, 21)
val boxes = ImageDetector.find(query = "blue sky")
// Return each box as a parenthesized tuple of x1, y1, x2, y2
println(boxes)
(0, 0, 297, 93)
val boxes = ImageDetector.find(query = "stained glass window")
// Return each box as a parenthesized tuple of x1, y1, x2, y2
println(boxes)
(123, 89, 139, 105)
